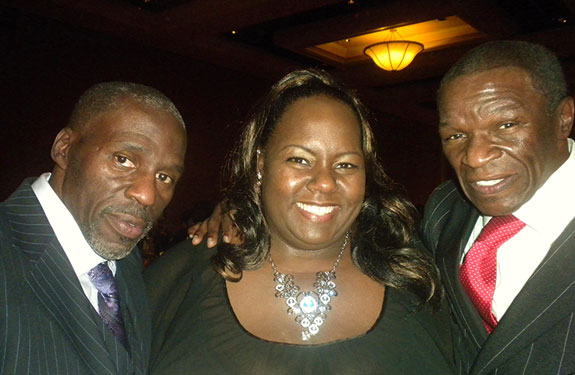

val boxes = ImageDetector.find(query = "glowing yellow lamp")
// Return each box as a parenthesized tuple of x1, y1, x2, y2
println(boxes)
(364, 29, 424, 71)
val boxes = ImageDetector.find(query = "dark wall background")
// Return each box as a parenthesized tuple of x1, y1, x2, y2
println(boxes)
(1, 7, 272, 237)
(1, 6, 445, 248)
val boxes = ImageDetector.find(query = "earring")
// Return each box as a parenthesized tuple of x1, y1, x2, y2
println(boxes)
(256, 171, 262, 185)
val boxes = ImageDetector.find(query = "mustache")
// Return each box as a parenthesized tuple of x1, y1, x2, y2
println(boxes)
(102, 204, 154, 232)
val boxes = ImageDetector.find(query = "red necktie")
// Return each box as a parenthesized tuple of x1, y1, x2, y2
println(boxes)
(459, 215, 526, 333)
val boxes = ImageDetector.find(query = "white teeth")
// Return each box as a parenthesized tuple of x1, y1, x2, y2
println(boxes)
(296, 202, 336, 216)
(476, 178, 503, 187)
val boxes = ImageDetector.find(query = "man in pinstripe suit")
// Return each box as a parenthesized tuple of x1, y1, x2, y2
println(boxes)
(420, 41, 575, 374)
(0, 82, 187, 374)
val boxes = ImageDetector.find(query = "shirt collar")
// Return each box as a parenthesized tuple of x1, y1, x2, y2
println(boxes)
(512, 138, 575, 242)
(31, 173, 115, 277)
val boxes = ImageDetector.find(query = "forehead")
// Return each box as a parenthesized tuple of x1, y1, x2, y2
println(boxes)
(442, 67, 538, 104)
(439, 67, 545, 118)
(84, 101, 186, 161)
(269, 95, 362, 146)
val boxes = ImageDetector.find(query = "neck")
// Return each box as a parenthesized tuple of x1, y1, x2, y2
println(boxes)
(268, 233, 350, 274)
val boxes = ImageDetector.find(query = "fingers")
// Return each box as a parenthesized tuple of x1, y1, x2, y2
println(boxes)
(221, 210, 242, 245)
(188, 220, 209, 245)
(187, 202, 243, 247)
(203, 208, 224, 248)
(188, 202, 224, 247)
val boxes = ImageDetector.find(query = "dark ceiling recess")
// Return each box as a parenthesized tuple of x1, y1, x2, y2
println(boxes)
(114, 0, 191, 12)
(4, 0, 575, 131)
(498, 0, 573, 33)
(225, 0, 386, 67)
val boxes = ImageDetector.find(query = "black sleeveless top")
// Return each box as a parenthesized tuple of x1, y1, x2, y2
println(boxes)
(145, 240, 455, 375)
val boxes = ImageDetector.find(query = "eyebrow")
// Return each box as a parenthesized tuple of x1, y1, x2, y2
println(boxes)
(171, 164, 185, 175)
(115, 140, 185, 174)
(120, 143, 147, 153)
(281, 144, 363, 157)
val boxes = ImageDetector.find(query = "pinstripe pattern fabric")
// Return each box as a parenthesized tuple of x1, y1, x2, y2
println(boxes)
(421, 180, 575, 375)
(0, 179, 151, 375)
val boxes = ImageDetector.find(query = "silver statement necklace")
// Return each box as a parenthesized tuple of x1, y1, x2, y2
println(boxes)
(269, 232, 350, 341)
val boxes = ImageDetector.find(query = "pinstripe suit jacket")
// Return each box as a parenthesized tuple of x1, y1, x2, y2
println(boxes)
(420, 180, 575, 375)
(0, 179, 151, 375)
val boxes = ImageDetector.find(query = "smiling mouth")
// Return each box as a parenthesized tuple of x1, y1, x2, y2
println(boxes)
(475, 178, 504, 187)
(467, 174, 517, 196)
(296, 202, 337, 216)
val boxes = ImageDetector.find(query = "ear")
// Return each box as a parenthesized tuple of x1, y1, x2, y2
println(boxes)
(51, 127, 75, 170)
(555, 96, 574, 139)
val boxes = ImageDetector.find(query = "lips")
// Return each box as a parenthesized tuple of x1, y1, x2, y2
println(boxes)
(475, 178, 504, 187)
(296, 202, 336, 216)
(468, 175, 514, 195)
(105, 213, 148, 240)
(296, 202, 339, 222)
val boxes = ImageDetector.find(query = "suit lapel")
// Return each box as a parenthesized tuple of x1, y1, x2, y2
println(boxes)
(8, 182, 119, 374)
(25, 240, 119, 374)
(116, 250, 151, 374)
(437, 198, 488, 351)
(472, 218, 575, 374)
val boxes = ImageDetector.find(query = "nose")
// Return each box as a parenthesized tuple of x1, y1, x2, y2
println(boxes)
(462, 134, 501, 168)
(125, 174, 157, 207)
(307, 165, 337, 193)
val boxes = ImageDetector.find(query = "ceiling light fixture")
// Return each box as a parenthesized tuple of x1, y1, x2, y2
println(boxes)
(364, 29, 424, 71)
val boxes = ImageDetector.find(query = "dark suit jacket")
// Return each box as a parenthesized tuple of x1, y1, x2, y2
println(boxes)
(0, 179, 151, 375)
(420, 180, 575, 375)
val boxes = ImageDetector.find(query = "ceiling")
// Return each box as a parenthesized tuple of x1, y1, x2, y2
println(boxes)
(5, 0, 575, 124)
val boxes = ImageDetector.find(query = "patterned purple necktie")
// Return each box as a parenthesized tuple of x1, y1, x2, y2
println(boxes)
(88, 263, 129, 349)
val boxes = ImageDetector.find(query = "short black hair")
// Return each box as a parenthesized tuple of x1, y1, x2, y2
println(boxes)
(437, 40, 568, 113)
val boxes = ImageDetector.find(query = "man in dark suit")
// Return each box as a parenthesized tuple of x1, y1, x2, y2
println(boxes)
(0, 82, 187, 374)
(420, 41, 575, 374)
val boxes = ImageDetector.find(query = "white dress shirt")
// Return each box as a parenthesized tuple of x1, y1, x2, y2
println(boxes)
(31, 173, 116, 313)
(462, 138, 575, 321)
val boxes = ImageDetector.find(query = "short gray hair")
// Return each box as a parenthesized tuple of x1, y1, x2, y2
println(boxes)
(67, 81, 184, 130)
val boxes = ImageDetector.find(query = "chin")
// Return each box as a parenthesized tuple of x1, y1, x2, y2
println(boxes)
(94, 246, 134, 261)
(473, 201, 519, 217)
(88, 234, 138, 261)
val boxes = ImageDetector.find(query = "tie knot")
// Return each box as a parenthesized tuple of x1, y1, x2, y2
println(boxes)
(88, 263, 118, 296)
(479, 214, 525, 241)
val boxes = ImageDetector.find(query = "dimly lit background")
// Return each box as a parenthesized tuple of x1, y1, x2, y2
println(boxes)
(2, 0, 575, 250)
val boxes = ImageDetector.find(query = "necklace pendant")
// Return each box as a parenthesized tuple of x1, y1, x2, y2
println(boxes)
(269, 232, 349, 341)
(299, 292, 319, 313)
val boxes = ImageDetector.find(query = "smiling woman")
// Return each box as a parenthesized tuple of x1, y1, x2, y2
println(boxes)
(145, 69, 455, 374)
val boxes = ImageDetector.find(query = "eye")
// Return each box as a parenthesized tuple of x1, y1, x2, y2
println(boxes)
(335, 162, 357, 169)
(499, 122, 516, 129)
(114, 155, 135, 168)
(286, 157, 309, 166)
(443, 133, 466, 142)
(156, 172, 174, 185)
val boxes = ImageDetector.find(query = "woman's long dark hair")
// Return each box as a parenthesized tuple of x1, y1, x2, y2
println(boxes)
(212, 69, 442, 308)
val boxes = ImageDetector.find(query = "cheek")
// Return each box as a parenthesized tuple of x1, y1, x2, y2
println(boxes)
(266, 168, 304, 195)
(153, 189, 176, 215)
(344, 175, 366, 205)
(442, 146, 461, 169)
